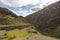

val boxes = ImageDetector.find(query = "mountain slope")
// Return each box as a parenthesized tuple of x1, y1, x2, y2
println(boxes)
(0, 7, 60, 40)
(0, 7, 17, 17)
(25, 1, 60, 38)
(0, 7, 36, 40)
(0, 7, 28, 25)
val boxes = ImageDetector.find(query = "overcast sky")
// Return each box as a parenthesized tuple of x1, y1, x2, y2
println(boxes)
(0, 0, 59, 17)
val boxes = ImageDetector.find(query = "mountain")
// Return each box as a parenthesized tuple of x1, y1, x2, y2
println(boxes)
(25, 1, 60, 38)
(0, 7, 17, 17)
(0, 7, 27, 25)
(0, 6, 60, 40)
(0, 7, 36, 40)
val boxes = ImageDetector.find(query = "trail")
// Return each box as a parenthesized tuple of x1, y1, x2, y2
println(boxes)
(0, 24, 31, 30)
(24, 34, 60, 40)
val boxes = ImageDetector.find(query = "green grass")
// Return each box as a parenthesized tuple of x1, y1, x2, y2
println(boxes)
(0, 25, 60, 40)
(7, 28, 29, 38)
(0, 15, 28, 26)
(0, 25, 38, 40)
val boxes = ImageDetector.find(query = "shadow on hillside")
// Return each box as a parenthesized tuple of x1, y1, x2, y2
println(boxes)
(35, 18, 60, 39)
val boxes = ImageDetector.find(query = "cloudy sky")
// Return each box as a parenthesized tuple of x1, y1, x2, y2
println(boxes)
(0, 0, 59, 17)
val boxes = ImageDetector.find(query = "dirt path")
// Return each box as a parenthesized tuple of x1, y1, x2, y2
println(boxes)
(0, 24, 31, 30)
(24, 34, 60, 40)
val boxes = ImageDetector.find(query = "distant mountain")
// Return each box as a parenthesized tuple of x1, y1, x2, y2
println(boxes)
(25, 1, 60, 38)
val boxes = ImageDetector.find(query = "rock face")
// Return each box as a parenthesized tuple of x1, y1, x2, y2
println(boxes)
(25, 1, 60, 38)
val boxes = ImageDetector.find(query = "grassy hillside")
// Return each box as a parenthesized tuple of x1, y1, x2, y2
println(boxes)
(0, 26, 60, 40)
(0, 7, 31, 40)
(0, 7, 17, 17)
(0, 7, 28, 25)
(0, 7, 38, 40)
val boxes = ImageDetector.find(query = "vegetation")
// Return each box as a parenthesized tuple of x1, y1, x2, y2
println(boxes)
(0, 7, 28, 25)
(0, 7, 38, 40)
(0, 1, 60, 40)
(0, 26, 38, 40)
